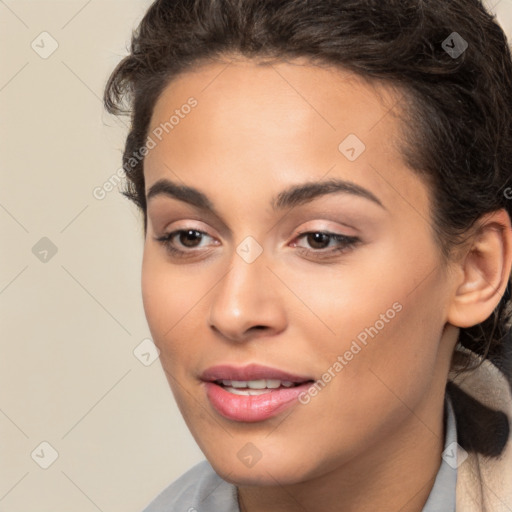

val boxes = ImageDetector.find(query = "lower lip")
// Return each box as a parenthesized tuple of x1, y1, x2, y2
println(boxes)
(204, 381, 313, 422)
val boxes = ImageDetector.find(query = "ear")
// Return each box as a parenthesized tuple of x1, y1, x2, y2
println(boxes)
(447, 209, 512, 328)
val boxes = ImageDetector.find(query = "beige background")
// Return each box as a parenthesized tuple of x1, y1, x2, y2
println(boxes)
(1, 1, 511, 511)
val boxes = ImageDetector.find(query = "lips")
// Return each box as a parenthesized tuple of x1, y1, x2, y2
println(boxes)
(200, 364, 315, 422)
(200, 363, 313, 383)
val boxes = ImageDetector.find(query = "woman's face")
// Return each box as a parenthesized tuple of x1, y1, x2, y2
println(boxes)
(141, 57, 458, 484)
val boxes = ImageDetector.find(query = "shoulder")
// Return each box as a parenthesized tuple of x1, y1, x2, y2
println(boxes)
(141, 459, 239, 512)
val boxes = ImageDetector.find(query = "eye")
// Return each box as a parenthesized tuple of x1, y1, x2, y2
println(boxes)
(155, 229, 217, 257)
(292, 231, 360, 258)
(154, 228, 360, 260)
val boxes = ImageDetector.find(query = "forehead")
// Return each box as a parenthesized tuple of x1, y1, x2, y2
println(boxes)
(144, 57, 430, 219)
(149, 56, 402, 140)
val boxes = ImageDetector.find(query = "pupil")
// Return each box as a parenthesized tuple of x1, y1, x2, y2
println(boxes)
(180, 230, 201, 247)
(308, 232, 329, 249)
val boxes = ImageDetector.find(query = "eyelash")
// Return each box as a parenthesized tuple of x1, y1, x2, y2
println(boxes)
(293, 231, 360, 258)
(155, 229, 360, 260)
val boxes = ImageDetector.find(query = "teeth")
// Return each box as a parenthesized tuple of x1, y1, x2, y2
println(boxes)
(218, 379, 297, 389)
(246, 379, 266, 389)
(224, 387, 271, 396)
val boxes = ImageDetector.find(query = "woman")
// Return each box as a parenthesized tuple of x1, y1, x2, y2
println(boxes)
(104, 0, 512, 510)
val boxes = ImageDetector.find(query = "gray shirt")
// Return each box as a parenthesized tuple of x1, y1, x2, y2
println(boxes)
(142, 397, 457, 511)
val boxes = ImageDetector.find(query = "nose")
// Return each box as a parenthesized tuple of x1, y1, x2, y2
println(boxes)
(207, 249, 287, 343)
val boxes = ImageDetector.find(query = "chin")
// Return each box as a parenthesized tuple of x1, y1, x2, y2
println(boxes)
(205, 450, 311, 486)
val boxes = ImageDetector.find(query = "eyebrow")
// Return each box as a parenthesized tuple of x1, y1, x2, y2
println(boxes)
(146, 177, 386, 214)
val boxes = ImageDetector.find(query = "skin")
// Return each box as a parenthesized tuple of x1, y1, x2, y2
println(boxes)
(141, 56, 512, 512)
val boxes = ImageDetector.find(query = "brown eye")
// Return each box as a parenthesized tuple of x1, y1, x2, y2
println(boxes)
(177, 230, 204, 248)
(155, 228, 216, 258)
(292, 231, 361, 259)
(306, 232, 331, 249)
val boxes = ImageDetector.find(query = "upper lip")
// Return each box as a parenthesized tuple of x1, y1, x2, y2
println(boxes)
(200, 363, 314, 383)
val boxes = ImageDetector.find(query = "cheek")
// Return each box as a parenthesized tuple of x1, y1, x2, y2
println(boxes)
(141, 250, 169, 339)
(141, 246, 215, 370)
(323, 274, 447, 431)
(141, 248, 189, 352)
(308, 237, 448, 401)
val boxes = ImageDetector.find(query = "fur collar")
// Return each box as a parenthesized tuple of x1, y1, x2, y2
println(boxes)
(448, 349, 512, 511)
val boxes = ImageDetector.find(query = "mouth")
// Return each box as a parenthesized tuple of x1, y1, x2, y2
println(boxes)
(200, 362, 314, 384)
(200, 364, 315, 422)
(212, 378, 309, 395)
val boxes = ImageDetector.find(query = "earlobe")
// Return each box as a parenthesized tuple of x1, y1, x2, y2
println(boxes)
(447, 209, 512, 329)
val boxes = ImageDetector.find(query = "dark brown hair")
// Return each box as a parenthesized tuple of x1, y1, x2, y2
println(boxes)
(104, 0, 512, 374)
